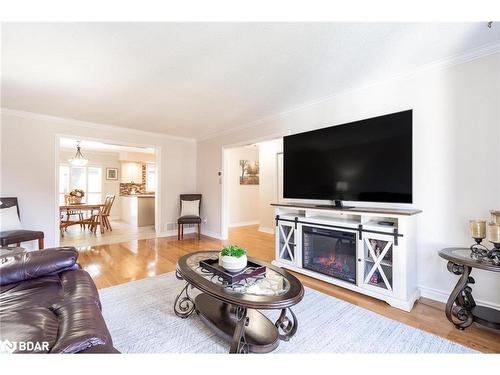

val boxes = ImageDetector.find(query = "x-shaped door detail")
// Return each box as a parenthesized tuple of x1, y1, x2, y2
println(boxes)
(364, 238, 393, 291)
(279, 224, 295, 262)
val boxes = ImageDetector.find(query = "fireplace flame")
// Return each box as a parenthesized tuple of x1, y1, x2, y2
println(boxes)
(319, 255, 336, 267)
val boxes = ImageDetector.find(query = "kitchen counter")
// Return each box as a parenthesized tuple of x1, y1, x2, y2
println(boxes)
(120, 194, 155, 197)
(121, 195, 155, 227)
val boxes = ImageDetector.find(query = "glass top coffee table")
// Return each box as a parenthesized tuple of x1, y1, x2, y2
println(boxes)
(174, 251, 304, 353)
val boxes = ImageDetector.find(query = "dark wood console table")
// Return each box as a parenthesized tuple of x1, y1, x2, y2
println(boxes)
(438, 247, 500, 330)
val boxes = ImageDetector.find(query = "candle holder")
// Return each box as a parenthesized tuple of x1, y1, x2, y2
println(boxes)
(491, 210, 500, 224)
(469, 238, 500, 265)
(468, 218, 500, 266)
(470, 237, 488, 253)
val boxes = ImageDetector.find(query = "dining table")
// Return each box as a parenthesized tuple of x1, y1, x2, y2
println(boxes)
(59, 203, 106, 235)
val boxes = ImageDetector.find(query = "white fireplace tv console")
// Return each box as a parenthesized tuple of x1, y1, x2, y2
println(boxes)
(271, 203, 422, 312)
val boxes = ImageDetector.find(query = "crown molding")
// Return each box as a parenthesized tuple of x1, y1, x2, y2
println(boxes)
(59, 147, 154, 157)
(0, 108, 197, 143)
(198, 41, 500, 142)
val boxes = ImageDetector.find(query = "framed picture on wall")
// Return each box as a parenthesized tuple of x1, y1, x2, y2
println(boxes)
(106, 168, 118, 180)
(239, 160, 259, 185)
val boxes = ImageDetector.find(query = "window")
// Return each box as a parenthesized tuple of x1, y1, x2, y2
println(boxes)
(59, 165, 70, 204)
(59, 165, 102, 204)
(87, 167, 102, 204)
(146, 163, 156, 192)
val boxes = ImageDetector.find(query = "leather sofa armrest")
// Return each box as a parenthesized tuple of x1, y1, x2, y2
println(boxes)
(0, 247, 79, 286)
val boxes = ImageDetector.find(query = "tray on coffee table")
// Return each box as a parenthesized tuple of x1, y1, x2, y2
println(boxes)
(199, 258, 266, 285)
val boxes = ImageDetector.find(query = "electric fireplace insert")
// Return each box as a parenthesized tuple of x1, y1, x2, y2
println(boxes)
(302, 226, 357, 284)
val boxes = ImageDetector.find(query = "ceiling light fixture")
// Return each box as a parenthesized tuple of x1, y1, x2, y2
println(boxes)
(68, 141, 88, 166)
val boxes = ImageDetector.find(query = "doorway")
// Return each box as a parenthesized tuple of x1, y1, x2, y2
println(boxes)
(221, 137, 284, 241)
(55, 135, 161, 248)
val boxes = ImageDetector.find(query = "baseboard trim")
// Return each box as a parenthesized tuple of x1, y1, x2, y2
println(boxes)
(201, 229, 224, 240)
(258, 226, 275, 234)
(229, 221, 259, 228)
(158, 228, 196, 237)
(159, 228, 224, 240)
(419, 285, 500, 310)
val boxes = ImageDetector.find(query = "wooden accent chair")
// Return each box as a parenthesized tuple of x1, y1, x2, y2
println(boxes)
(0, 197, 44, 249)
(178, 194, 202, 240)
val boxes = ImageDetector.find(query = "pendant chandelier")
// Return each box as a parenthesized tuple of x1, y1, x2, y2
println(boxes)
(68, 141, 88, 166)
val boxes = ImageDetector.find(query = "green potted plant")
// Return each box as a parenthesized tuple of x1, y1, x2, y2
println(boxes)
(219, 245, 248, 273)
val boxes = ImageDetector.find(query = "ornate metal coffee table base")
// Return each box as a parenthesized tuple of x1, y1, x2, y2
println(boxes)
(194, 293, 297, 353)
(445, 261, 500, 330)
(173, 272, 196, 318)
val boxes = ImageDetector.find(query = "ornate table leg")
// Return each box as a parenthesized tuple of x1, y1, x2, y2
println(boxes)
(445, 261, 476, 330)
(275, 308, 298, 341)
(174, 271, 195, 318)
(229, 306, 249, 354)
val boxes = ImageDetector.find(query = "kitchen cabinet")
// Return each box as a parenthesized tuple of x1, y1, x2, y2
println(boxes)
(120, 162, 143, 183)
(121, 195, 155, 227)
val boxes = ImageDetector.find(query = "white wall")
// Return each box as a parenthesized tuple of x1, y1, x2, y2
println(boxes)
(1, 110, 197, 247)
(197, 52, 500, 307)
(119, 151, 155, 162)
(59, 149, 122, 218)
(258, 138, 283, 232)
(227, 146, 259, 227)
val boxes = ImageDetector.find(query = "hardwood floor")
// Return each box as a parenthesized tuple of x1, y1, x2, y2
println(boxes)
(76, 225, 500, 353)
(60, 219, 156, 248)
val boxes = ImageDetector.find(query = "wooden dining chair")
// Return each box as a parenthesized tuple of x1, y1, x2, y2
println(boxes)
(61, 195, 85, 229)
(89, 195, 115, 233)
(101, 195, 115, 231)
(64, 210, 85, 229)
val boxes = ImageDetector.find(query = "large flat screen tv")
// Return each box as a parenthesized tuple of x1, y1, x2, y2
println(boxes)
(283, 110, 412, 204)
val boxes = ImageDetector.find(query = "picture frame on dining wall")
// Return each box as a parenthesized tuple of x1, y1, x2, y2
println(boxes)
(106, 168, 118, 180)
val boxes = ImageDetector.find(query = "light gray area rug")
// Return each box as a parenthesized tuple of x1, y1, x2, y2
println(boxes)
(99, 272, 475, 353)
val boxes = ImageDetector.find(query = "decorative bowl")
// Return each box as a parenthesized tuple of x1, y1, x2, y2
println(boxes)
(219, 254, 248, 273)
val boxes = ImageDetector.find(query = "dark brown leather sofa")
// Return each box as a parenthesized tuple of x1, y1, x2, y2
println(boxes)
(0, 247, 119, 353)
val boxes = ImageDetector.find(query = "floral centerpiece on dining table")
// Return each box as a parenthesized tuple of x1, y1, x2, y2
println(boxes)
(67, 189, 85, 204)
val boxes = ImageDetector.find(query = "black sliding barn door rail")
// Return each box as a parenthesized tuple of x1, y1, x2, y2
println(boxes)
(275, 215, 402, 245)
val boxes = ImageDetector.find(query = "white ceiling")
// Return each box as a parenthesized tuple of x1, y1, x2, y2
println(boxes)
(60, 137, 155, 154)
(2, 23, 499, 140)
